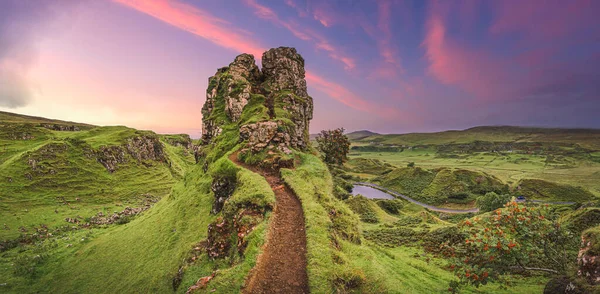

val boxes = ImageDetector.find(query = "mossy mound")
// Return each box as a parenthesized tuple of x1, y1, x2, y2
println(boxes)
(518, 179, 595, 202)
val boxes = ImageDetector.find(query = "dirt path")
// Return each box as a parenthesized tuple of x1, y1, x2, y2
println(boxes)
(229, 154, 309, 294)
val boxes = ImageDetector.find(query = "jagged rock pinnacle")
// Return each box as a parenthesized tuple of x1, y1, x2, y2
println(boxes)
(200, 47, 313, 153)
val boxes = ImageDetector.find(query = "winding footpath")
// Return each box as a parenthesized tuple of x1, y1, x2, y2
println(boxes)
(230, 154, 309, 294)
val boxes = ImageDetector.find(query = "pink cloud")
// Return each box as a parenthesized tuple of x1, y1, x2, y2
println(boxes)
(113, 0, 265, 58)
(360, 0, 405, 79)
(114, 0, 383, 117)
(422, 12, 513, 101)
(243, 0, 356, 70)
(422, 0, 600, 104)
(305, 71, 402, 119)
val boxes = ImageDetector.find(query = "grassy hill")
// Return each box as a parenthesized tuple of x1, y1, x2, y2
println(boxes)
(348, 126, 600, 197)
(346, 130, 380, 140)
(0, 110, 548, 293)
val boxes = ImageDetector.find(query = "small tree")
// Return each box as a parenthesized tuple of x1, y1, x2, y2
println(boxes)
(316, 128, 350, 165)
(476, 192, 513, 212)
(445, 201, 577, 292)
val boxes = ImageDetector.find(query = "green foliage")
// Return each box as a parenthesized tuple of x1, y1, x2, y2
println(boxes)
(375, 199, 404, 215)
(316, 128, 351, 165)
(364, 227, 423, 247)
(422, 226, 465, 255)
(476, 192, 513, 212)
(445, 202, 578, 291)
(518, 179, 595, 202)
(345, 196, 380, 223)
(407, 162, 415, 167)
(562, 208, 600, 235)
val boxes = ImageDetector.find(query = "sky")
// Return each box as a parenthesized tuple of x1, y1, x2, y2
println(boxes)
(0, 0, 599, 137)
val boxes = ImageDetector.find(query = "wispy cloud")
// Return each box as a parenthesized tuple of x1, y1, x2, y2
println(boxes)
(422, 0, 600, 105)
(243, 0, 356, 70)
(113, 0, 385, 115)
(306, 71, 402, 119)
(113, 0, 264, 57)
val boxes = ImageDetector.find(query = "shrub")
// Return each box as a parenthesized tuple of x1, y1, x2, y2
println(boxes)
(375, 199, 404, 215)
(407, 162, 415, 167)
(476, 192, 513, 212)
(316, 128, 351, 165)
(422, 226, 464, 255)
(445, 201, 578, 291)
(345, 195, 379, 223)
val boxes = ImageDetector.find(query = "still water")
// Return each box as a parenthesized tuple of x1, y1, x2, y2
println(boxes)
(351, 185, 395, 200)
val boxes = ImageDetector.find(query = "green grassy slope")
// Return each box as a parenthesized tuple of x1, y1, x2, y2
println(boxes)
(0, 120, 194, 240)
(348, 126, 600, 198)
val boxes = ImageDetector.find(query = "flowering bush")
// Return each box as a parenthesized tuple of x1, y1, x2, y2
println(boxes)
(444, 201, 577, 291)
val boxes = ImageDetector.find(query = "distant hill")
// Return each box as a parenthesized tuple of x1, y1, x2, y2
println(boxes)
(0, 110, 95, 129)
(349, 125, 600, 150)
(346, 130, 380, 140)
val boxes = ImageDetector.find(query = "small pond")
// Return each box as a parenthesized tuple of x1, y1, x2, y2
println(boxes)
(351, 185, 395, 200)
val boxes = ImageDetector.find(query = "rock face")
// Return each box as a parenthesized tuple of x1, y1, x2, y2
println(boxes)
(40, 124, 80, 131)
(125, 136, 166, 162)
(96, 135, 165, 173)
(200, 47, 313, 153)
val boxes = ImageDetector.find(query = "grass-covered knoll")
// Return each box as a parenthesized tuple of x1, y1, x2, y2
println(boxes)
(0, 157, 273, 293)
(371, 166, 507, 206)
(0, 120, 196, 239)
(348, 126, 600, 198)
(349, 148, 600, 198)
(561, 207, 600, 235)
(518, 179, 595, 202)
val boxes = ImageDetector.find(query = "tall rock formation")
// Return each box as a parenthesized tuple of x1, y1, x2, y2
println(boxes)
(200, 47, 313, 155)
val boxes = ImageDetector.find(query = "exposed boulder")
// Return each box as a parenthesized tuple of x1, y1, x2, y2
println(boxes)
(543, 276, 584, 294)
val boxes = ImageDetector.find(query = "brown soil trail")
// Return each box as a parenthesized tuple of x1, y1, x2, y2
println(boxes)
(229, 153, 309, 294)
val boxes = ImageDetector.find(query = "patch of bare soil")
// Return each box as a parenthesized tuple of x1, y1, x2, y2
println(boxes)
(229, 153, 309, 294)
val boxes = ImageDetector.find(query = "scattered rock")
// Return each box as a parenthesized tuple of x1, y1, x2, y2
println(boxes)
(211, 176, 236, 214)
(96, 146, 127, 173)
(39, 124, 80, 131)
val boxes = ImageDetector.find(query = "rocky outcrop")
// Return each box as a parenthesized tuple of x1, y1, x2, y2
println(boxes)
(96, 146, 127, 173)
(40, 124, 80, 131)
(125, 135, 166, 162)
(210, 176, 236, 214)
(201, 54, 261, 143)
(240, 121, 288, 153)
(200, 47, 313, 153)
